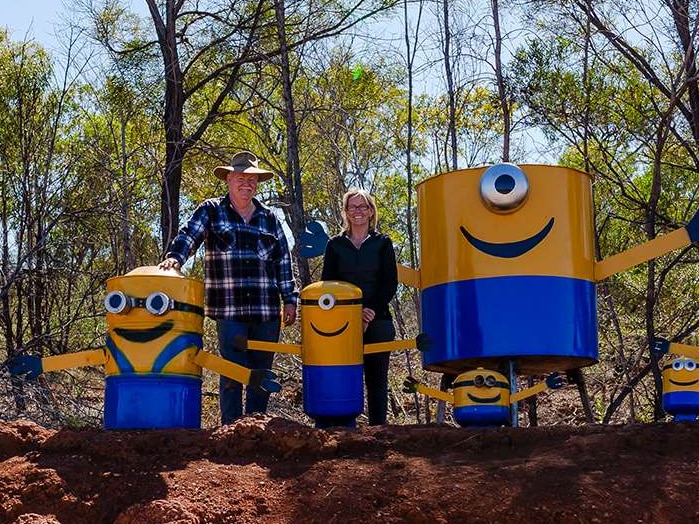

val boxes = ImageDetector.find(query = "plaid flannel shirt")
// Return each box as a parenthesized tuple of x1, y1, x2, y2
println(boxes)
(165, 196, 298, 322)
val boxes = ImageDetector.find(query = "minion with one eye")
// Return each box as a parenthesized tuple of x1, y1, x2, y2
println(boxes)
(399, 163, 699, 376)
(402, 368, 565, 427)
(8, 266, 279, 429)
(652, 338, 699, 422)
(248, 280, 426, 426)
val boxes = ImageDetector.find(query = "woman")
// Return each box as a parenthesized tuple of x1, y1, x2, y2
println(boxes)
(321, 188, 398, 426)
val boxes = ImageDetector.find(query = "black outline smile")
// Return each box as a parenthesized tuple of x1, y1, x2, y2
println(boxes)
(467, 393, 502, 404)
(460, 217, 555, 258)
(670, 378, 699, 387)
(114, 320, 174, 343)
(311, 322, 349, 337)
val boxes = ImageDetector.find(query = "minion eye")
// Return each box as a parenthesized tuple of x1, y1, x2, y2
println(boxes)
(685, 360, 697, 371)
(105, 291, 130, 314)
(485, 375, 496, 387)
(672, 359, 684, 371)
(480, 163, 529, 212)
(146, 292, 171, 316)
(474, 375, 485, 387)
(318, 293, 336, 310)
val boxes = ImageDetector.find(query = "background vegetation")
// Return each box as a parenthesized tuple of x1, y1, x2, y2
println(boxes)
(1, 0, 698, 428)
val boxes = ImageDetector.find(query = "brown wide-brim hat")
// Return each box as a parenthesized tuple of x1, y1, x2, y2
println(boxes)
(213, 151, 275, 182)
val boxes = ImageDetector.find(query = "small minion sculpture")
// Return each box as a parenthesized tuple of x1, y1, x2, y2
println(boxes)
(402, 368, 565, 427)
(248, 280, 426, 427)
(400, 163, 699, 376)
(662, 357, 699, 422)
(653, 338, 699, 422)
(9, 266, 278, 429)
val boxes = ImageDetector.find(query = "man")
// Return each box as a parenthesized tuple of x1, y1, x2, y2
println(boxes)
(159, 151, 298, 424)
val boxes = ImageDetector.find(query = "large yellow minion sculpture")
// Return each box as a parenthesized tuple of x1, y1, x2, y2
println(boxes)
(247, 280, 427, 426)
(9, 266, 278, 429)
(399, 163, 699, 377)
(402, 368, 565, 427)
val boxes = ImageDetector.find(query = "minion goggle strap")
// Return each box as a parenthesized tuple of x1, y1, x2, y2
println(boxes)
(104, 291, 204, 317)
(300, 293, 363, 310)
(454, 375, 509, 388)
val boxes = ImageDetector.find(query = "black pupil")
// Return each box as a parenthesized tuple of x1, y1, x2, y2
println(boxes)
(151, 295, 164, 310)
(109, 295, 123, 308)
(494, 175, 515, 194)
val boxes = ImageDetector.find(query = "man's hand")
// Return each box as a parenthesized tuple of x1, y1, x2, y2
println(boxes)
(158, 257, 181, 271)
(249, 369, 282, 393)
(7, 355, 43, 380)
(651, 337, 671, 357)
(283, 303, 297, 326)
(402, 376, 419, 394)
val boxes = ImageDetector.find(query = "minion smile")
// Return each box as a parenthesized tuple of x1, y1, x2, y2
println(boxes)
(311, 322, 349, 337)
(460, 217, 555, 258)
(467, 393, 502, 404)
(114, 320, 174, 342)
(670, 378, 699, 387)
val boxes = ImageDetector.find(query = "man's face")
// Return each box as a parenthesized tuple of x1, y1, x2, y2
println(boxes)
(227, 172, 259, 200)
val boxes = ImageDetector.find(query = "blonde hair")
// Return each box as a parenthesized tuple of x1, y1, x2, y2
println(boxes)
(341, 188, 378, 233)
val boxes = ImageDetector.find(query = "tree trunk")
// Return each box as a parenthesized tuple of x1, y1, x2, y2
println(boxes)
(274, 0, 311, 287)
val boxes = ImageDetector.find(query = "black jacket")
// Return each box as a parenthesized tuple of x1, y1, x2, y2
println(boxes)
(321, 231, 398, 320)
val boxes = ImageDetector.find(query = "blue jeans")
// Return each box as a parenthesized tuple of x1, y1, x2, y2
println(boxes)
(216, 318, 281, 424)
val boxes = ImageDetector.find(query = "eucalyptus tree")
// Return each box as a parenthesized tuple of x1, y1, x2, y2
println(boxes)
(511, 1, 699, 422)
(0, 31, 132, 422)
(86, 0, 401, 257)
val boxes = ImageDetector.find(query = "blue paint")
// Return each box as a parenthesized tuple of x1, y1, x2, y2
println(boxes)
(152, 333, 202, 372)
(663, 390, 699, 421)
(105, 336, 135, 373)
(104, 375, 202, 429)
(453, 405, 510, 427)
(421, 275, 597, 371)
(303, 364, 364, 418)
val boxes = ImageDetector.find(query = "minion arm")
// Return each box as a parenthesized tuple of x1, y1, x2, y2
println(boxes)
(415, 383, 454, 404)
(192, 351, 281, 392)
(192, 351, 253, 384)
(511, 372, 566, 403)
(510, 381, 549, 403)
(364, 339, 419, 355)
(246, 340, 302, 355)
(397, 264, 421, 289)
(594, 228, 691, 281)
(42, 349, 107, 372)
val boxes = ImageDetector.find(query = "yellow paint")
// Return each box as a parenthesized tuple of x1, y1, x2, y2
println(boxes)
(452, 369, 511, 408)
(300, 281, 364, 366)
(663, 357, 699, 394)
(417, 165, 596, 288)
(42, 349, 106, 372)
(103, 266, 204, 376)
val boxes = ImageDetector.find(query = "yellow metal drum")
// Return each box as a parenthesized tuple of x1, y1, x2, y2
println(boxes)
(418, 164, 598, 374)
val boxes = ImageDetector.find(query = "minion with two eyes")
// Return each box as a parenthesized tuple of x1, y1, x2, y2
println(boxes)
(652, 338, 699, 422)
(247, 280, 427, 427)
(402, 368, 566, 427)
(8, 266, 278, 429)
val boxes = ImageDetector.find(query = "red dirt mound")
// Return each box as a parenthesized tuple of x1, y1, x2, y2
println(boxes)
(1, 416, 698, 523)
